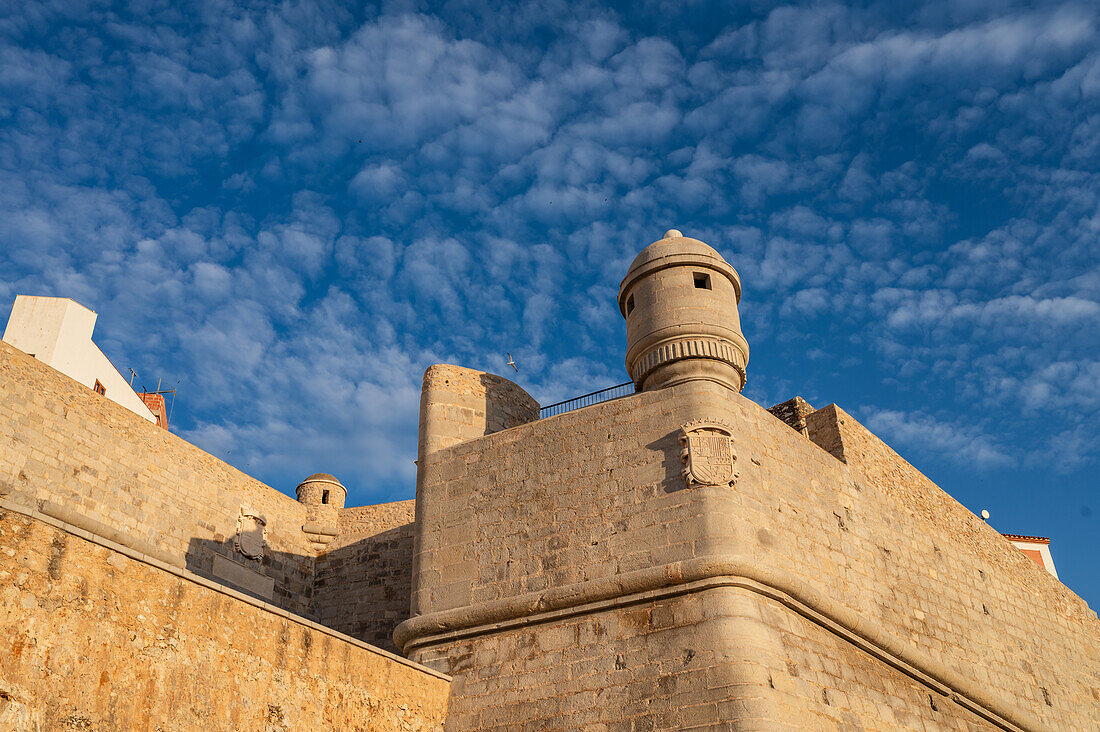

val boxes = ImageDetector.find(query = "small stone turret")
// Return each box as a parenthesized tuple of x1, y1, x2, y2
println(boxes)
(295, 473, 347, 509)
(618, 229, 749, 393)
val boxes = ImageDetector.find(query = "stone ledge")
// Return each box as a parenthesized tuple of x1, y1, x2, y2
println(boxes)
(0, 496, 449, 682)
(396, 554, 1036, 732)
(302, 523, 339, 536)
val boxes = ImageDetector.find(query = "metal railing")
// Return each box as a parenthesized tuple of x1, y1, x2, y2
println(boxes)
(539, 381, 636, 419)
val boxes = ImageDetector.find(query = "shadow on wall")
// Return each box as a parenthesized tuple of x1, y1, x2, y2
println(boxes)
(185, 536, 317, 619)
(646, 431, 689, 494)
(481, 372, 538, 433)
(185, 524, 415, 655)
(313, 523, 415, 655)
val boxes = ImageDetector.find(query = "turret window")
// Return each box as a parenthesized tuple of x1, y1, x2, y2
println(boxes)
(322, 489, 330, 504)
(626, 294, 635, 314)
(693, 272, 712, 290)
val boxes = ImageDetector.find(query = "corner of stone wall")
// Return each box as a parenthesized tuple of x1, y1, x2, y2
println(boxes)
(804, 403, 848, 462)
(767, 396, 817, 436)
(804, 400, 1099, 628)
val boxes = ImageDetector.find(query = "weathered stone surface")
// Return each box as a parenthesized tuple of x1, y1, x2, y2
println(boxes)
(417, 363, 539, 460)
(419, 586, 999, 731)
(0, 508, 448, 731)
(0, 341, 318, 617)
(766, 396, 815, 436)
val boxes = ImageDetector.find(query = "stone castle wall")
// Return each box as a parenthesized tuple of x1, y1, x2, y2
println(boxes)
(402, 379, 1100, 729)
(0, 342, 317, 615)
(426, 586, 995, 730)
(0, 342, 421, 652)
(313, 500, 416, 652)
(0, 340, 450, 728)
(406, 385, 696, 622)
(801, 402, 1100, 723)
(0, 505, 448, 731)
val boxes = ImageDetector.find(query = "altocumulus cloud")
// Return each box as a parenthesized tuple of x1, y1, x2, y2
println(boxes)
(1, 0, 1099, 604)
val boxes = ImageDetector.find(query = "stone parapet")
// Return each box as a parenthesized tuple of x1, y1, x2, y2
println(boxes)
(767, 395, 816, 435)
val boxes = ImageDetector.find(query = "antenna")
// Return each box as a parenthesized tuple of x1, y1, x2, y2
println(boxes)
(981, 509, 990, 521)
(128, 368, 138, 386)
(166, 378, 181, 429)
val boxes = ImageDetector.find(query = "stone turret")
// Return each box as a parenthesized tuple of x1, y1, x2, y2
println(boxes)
(417, 364, 540, 461)
(295, 472, 347, 509)
(618, 229, 750, 393)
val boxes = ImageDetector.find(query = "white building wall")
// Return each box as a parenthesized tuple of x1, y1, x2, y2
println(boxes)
(1007, 538, 1059, 579)
(2, 296, 156, 423)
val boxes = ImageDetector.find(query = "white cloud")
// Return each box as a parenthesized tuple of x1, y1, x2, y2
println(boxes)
(3, 0, 1100, 512)
(863, 408, 1015, 469)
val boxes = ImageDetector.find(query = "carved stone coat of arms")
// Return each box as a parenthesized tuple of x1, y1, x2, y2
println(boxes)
(235, 508, 267, 560)
(679, 420, 737, 487)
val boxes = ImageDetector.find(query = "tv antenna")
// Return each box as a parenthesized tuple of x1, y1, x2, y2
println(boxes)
(128, 368, 138, 386)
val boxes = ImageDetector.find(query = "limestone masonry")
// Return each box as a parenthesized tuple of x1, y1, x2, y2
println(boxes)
(1, 229, 1098, 730)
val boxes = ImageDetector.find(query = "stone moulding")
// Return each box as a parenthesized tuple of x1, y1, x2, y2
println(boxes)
(394, 555, 1037, 732)
(629, 337, 748, 389)
(302, 523, 339, 536)
(302, 523, 339, 547)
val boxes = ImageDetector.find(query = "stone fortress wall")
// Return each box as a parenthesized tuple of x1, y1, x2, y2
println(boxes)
(313, 499, 417, 653)
(0, 339, 449, 644)
(401, 378, 1100, 730)
(0, 505, 448, 731)
(0, 341, 452, 729)
(0, 337, 316, 613)
(398, 231, 1100, 729)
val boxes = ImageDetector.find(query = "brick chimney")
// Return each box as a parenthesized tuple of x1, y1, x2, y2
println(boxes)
(138, 392, 169, 430)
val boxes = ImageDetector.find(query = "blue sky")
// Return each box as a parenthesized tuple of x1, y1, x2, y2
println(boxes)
(1, 1, 1098, 606)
